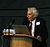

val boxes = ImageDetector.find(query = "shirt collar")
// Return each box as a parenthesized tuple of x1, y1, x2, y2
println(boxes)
(32, 18, 36, 23)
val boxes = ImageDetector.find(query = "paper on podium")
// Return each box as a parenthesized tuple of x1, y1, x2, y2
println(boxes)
(12, 25, 30, 35)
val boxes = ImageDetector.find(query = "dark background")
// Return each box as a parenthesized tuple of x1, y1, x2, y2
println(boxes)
(0, 0, 50, 47)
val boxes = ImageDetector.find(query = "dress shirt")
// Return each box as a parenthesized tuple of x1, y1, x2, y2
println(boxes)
(31, 19, 36, 36)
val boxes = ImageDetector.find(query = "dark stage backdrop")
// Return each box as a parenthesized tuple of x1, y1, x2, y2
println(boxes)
(0, 0, 50, 9)
(0, 0, 50, 47)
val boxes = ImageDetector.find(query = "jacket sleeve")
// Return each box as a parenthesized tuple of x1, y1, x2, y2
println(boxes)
(40, 19, 48, 41)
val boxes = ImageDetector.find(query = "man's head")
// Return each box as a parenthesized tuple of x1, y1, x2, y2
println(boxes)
(27, 7, 38, 21)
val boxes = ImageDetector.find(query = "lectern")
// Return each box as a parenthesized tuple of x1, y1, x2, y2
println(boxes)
(3, 33, 42, 47)
(3, 25, 42, 47)
(3, 34, 38, 47)
(10, 34, 33, 47)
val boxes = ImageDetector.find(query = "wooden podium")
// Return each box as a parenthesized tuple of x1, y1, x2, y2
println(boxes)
(3, 34, 37, 47)
(10, 34, 33, 47)
(3, 34, 41, 47)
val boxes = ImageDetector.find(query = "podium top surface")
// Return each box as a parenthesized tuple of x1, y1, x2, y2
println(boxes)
(3, 34, 42, 42)
(3, 34, 34, 38)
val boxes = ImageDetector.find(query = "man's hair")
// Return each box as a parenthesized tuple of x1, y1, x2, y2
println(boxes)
(27, 7, 39, 16)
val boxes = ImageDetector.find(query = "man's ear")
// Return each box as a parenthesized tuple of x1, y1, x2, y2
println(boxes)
(33, 11, 39, 17)
(37, 11, 39, 16)
(34, 13, 37, 17)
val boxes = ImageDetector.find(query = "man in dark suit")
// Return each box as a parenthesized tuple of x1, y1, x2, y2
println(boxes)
(23, 7, 48, 47)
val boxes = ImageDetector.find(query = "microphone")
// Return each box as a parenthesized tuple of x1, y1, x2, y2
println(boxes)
(9, 19, 15, 26)
(7, 19, 15, 29)
(3, 19, 15, 35)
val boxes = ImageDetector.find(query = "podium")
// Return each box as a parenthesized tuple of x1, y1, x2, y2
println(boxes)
(3, 34, 37, 47)
(10, 34, 33, 47)
(3, 34, 41, 47)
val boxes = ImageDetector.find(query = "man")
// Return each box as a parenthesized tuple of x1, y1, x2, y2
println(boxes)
(23, 7, 48, 47)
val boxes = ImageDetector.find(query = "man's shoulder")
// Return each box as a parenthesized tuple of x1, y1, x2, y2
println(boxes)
(36, 17, 46, 21)
(36, 17, 46, 24)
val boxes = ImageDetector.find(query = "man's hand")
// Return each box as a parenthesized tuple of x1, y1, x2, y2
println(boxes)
(37, 35, 42, 41)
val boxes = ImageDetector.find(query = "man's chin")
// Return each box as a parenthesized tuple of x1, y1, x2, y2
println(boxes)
(28, 19, 31, 21)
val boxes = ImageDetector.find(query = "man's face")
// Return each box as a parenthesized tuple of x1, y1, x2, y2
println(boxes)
(27, 10, 36, 21)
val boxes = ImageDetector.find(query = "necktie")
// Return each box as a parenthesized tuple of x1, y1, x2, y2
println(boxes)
(29, 21, 32, 35)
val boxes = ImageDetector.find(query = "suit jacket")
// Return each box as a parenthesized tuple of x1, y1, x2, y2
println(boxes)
(23, 16, 48, 47)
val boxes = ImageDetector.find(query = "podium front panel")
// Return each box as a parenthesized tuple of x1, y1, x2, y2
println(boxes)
(10, 37, 32, 47)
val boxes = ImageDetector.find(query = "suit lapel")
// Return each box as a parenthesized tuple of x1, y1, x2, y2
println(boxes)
(34, 17, 41, 36)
